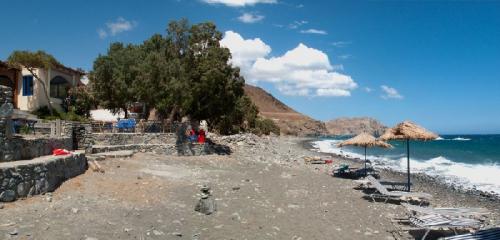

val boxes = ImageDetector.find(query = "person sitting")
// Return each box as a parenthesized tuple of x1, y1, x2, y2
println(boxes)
(189, 128, 198, 143)
(198, 129, 206, 143)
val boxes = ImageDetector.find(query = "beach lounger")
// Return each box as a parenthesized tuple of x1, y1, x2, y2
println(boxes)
(441, 227, 500, 240)
(403, 203, 490, 218)
(355, 178, 412, 191)
(408, 214, 482, 240)
(333, 164, 379, 179)
(366, 175, 432, 205)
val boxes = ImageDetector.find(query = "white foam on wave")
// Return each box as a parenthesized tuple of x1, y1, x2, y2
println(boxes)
(312, 139, 500, 195)
(435, 136, 471, 141)
(453, 137, 471, 141)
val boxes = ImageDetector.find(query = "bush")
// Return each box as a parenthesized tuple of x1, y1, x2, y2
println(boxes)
(254, 118, 280, 136)
(67, 86, 95, 118)
(31, 106, 88, 122)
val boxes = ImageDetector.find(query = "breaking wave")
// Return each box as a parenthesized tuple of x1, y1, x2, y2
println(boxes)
(312, 139, 500, 195)
(436, 137, 471, 141)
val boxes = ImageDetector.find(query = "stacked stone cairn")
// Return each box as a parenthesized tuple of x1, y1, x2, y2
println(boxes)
(194, 185, 217, 215)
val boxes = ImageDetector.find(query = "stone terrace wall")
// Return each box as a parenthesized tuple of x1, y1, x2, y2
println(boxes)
(3, 136, 72, 162)
(90, 133, 176, 146)
(0, 152, 87, 202)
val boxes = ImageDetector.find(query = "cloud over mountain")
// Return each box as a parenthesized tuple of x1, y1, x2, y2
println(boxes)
(220, 31, 357, 97)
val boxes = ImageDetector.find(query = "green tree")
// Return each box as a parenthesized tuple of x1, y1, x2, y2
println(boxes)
(89, 19, 265, 135)
(7, 50, 61, 115)
(89, 43, 140, 118)
(181, 21, 245, 129)
(67, 85, 95, 118)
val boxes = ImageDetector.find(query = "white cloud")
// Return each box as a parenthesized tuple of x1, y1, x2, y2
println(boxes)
(364, 87, 373, 93)
(288, 20, 307, 29)
(316, 88, 351, 97)
(332, 41, 351, 47)
(338, 54, 352, 60)
(220, 30, 271, 77)
(98, 29, 107, 39)
(202, 0, 277, 7)
(300, 28, 327, 35)
(381, 85, 403, 99)
(98, 17, 136, 38)
(220, 31, 357, 97)
(107, 17, 136, 35)
(238, 13, 265, 23)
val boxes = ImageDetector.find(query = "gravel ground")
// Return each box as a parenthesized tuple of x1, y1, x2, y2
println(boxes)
(0, 135, 498, 240)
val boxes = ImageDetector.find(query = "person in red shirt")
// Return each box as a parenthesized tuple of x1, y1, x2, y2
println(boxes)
(198, 129, 206, 143)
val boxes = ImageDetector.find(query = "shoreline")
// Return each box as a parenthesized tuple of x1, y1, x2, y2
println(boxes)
(301, 138, 500, 207)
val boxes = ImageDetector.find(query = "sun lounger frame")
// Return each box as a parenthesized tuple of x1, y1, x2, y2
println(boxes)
(366, 175, 432, 205)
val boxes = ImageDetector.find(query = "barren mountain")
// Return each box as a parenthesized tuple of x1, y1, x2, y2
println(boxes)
(243, 85, 387, 137)
(325, 117, 388, 136)
(244, 85, 327, 136)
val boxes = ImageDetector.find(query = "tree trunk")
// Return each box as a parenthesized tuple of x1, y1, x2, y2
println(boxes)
(28, 68, 54, 115)
(123, 107, 128, 119)
(168, 105, 179, 122)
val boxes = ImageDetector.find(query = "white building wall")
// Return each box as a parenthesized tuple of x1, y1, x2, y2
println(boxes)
(16, 67, 80, 112)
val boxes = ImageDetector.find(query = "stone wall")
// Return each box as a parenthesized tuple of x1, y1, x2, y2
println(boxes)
(90, 133, 176, 146)
(90, 142, 210, 156)
(5, 136, 72, 161)
(0, 152, 87, 202)
(0, 85, 14, 161)
(91, 144, 177, 155)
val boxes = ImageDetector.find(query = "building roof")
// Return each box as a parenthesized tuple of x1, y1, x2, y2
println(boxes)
(53, 63, 86, 75)
(0, 60, 21, 70)
(1, 60, 84, 75)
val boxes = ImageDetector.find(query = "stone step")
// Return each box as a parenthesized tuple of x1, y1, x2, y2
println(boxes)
(90, 150, 135, 160)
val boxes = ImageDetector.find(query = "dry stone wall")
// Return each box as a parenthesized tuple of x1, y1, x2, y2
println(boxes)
(0, 85, 14, 161)
(90, 133, 176, 146)
(0, 152, 87, 202)
(5, 136, 72, 162)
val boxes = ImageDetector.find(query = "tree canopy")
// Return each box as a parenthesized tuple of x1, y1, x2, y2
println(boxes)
(90, 19, 277, 135)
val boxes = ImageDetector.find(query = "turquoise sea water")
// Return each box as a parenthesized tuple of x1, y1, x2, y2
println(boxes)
(312, 135, 500, 195)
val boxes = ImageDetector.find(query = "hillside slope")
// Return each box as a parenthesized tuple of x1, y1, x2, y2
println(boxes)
(325, 117, 388, 136)
(244, 85, 327, 136)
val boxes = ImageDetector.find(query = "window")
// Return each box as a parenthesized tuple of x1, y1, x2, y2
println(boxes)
(50, 76, 69, 99)
(22, 76, 34, 96)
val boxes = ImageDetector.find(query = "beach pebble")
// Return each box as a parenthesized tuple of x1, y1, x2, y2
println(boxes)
(9, 229, 18, 236)
(172, 232, 182, 237)
(152, 230, 164, 236)
(214, 224, 223, 229)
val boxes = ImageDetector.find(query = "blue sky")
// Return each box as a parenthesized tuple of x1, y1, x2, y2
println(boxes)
(2, 0, 500, 134)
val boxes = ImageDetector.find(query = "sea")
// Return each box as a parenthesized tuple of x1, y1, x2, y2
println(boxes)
(311, 134, 500, 195)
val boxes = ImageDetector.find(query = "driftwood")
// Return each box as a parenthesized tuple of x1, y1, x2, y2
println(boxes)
(89, 160, 105, 173)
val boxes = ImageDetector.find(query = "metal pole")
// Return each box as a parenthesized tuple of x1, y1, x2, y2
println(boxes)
(407, 138, 411, 192)
(364, 146, 367, 176)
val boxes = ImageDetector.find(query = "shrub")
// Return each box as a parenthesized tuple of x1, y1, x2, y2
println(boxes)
(254, 118, 280, 136)
(31, 106, 88, 122)
(68, 85, 95, 118)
